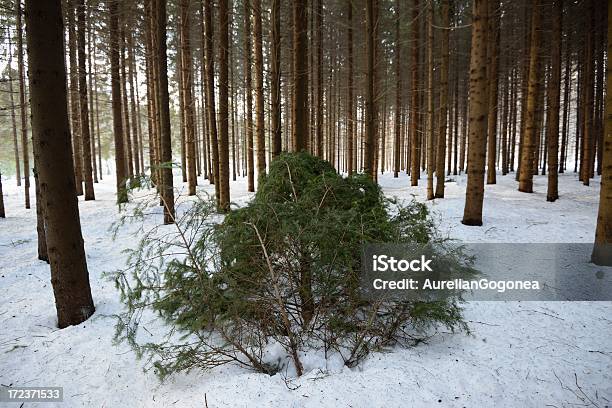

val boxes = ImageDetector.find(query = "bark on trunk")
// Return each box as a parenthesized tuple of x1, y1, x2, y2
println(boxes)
(26, 0, 95, 328)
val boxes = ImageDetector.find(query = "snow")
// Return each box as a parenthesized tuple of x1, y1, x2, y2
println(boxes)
(1, 170, 611, 407)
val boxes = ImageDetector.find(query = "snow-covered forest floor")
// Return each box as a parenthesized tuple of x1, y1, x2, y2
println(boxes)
(1, 170, 611, 407)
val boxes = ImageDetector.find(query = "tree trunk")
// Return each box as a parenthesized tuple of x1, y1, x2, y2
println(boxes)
(546, 0, 562, 202)
(17, 0, 31, 207)
(109, 0, 128, 203)
(518, 0, 541, 193)
(426, 3, 435, 200)
(76, 0, 95, 200)
(364, 0, 378, 177)
(7, 27, 21, 187)
(486, 0, 499, 185)
(581, 0, 594, 186)
(591, 0, 612, 266)
(409, 0, 420, 185)
(67, 0, 83, 197)
(435, 0, 450, 198)
(242, 0, 254, 191)
(253, 0, 266, 176)
(347, 0, 354, 174)
(26, 0, 95, 328)
(393, 0, 401, 178)
(270, 0, 281, 158)
(180, 0, 197, 196)
(292, 0, 309, 152)
(218, 0, 231, 211)
(461, 0, 489, 226)
(154, 0, 176, 222)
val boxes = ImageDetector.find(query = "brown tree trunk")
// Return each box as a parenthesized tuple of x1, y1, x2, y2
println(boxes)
(218, 0, 231, 211)
(34, 169, 48, 262)
(17, 0, 31, 207)
(409, 0, 420, 185)
(292, 0, 309, 152)
(127, 30, 141, 177)
(242, 0, 255, 191)
(76, 0, 95, 200)
(546, 0, 562, 202)
(461, 0, 489, 226)
(364, 0, 378, 177)
(26, 0, 95, 328)
(315, 0, 324, 157)
(518, 0, 541, 193)
(67, 0, 83, 197)
(87, 15, 98, 184)
(180, 0, 197, 196)
(393, 0, 401, 178)
(270, 0, 281, 158)
(591, 0, 611, 266)
(7, 27, 21, 187)
(120, 25, 134, 180)
(581, 0, 594, 186)
(109, 0, 128, 203)
(435, 0, 450, 198)
(253, 0, 266, 176)
(154, 0, 176, 222)
(347, 0, 355, 174)
(486, 0, 499, 185)
(426, 3, 435, 200)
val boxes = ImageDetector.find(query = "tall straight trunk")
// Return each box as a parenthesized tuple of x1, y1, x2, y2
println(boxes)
(198, 37, 209, 180)
(426, 3, 435, 200)
(67, 0, 83, 197)
(594, 12, 605, 177)
(486, 0, 499, 184)
(581, 0, 594, 186)
(591, 0, 612, 265)
(393, 0, 401, 178)
(243, 0, 254, 191)
(76, 0, 95, 200)
(461, 0, 489, 226)
(7, 28, 21, 187)
(17, 0, 30, 206)
(109, 0, 128, 203)
(560, 28, 571, 174)
(501, 74, 510, 175)
(435, 0, 450, 197)
(518, 0, 541, 193)
(315, 0, 323, 157)
(26, 0, 95, 328)
(546, 0, 562, 202)
(510, 69, 518, 172)
(409, 0, 420, 185)
(347, 0, 355, 174)
(292, 0, 309, 152)
(452, 67, 459, 175)
(203, 0, 220, 203)
(253, 0, 266, 175)
(93, 32, 103, 180)
(364, 0, 378, 177)
(127, 31, 141, 177)
(180, 0, 197, 195)
(218, 0, 231, 211)
(120, 26, 134, 179)
(270, 0, 281, 157)
(87, 15, 98, 184)
(459, 84, 468, 173)
(154, 0, 176, 222)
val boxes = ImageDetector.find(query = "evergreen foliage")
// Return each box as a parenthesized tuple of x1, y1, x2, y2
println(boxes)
(110, 152, 473, 378)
